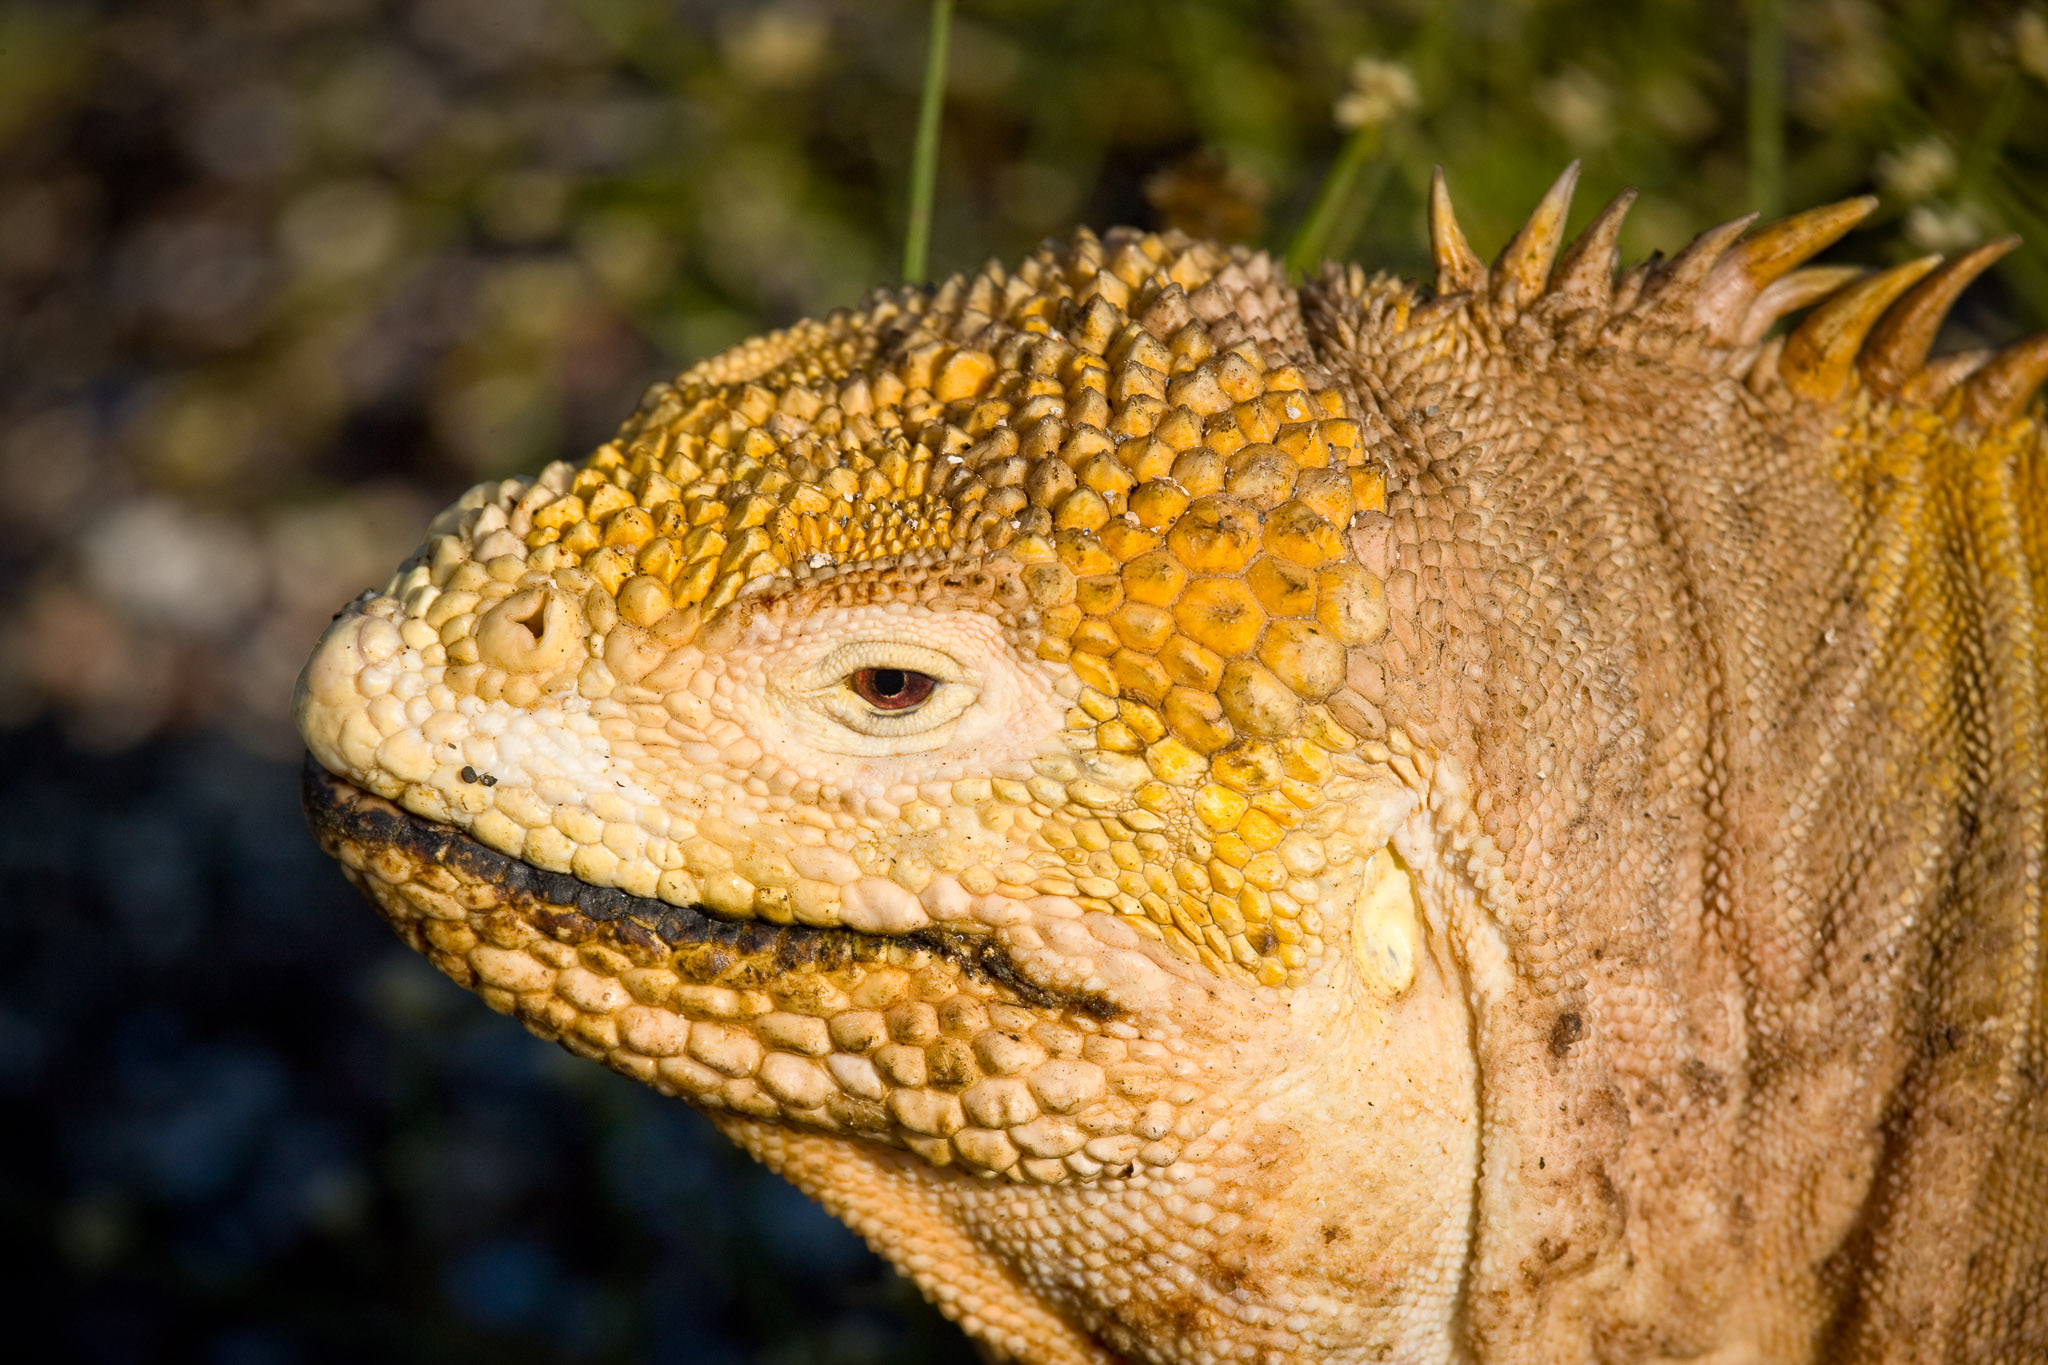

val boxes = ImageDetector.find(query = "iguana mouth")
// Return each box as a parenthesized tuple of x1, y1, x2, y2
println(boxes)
(303, 759, 1165, 1189)
(300, 758, 1117, 1021)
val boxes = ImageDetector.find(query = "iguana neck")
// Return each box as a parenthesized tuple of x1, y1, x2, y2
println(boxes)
(1344, 332, 2048, 1360)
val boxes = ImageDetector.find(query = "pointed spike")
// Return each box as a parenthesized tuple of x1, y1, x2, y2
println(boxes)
(1860, 237, 2021, 395)
(1492, 162, 1581, 308)
(1901, 348, 1993, 407)
(1429, 167, 1486, 295)
(1548, 189, 1638, 307)
(1959, 335, 2048, 430)
(1638, 214, 1758, 319)
(1696, 197, 1879, 341)
(1745, 335, 1788, 396)
(1611, 257, 1657, 314)
(1737, 266, 1868, 346)
(1780, 256, 1942, 401)
(1722, 197, 1880, 288)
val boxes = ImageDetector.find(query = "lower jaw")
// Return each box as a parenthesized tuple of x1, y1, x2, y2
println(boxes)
(300, 757, 1113, 1017)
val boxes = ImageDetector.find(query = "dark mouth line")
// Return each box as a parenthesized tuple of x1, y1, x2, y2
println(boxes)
(301, 757, 1116, 1019)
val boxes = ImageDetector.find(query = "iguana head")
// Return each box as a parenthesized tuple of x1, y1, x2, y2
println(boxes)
(297, 168, 2048, 1364)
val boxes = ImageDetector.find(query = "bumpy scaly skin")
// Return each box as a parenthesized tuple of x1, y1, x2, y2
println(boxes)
(297, 172, 2048, 1363)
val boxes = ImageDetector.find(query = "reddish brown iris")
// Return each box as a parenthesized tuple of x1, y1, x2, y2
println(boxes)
(849, 667, 937, 711)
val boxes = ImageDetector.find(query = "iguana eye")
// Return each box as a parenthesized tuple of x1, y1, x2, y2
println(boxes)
(795, 638, 979, 747)
(849, 667, 937, 712)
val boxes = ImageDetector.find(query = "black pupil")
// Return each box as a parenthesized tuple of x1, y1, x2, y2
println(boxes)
(854, 667, 933, 711)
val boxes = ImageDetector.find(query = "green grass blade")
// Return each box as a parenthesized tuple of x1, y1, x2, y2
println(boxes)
(902, 0, 955, 284)
(1748, 0, 1784, 216)
(1287, 125, 1382, 276)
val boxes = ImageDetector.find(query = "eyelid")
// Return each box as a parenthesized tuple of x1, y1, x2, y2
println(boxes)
(800, 640, 970, 694)
(781, 637, 981, 744)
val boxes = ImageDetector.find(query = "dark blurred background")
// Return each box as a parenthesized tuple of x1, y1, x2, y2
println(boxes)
(2, 1, 2045, 1361)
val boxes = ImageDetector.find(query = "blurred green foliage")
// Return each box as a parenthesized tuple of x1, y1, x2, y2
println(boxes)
(9, 0, 2047, 496)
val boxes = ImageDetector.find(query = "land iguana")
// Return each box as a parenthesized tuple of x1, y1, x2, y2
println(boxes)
(295, 166, 2048, 1363)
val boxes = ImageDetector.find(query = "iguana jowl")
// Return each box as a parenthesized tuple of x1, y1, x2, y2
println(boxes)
(295, 165, 2048, 1364)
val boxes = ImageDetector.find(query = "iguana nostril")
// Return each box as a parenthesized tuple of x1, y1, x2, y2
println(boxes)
(474, 586, 578, 672)
(508, 596, 545, 641)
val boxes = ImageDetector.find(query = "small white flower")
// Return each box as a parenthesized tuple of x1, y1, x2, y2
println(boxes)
(1904, 203, 1984, 254)
(1534, 67, 1613, 150)
(1876, 137, 1955, 203)
(2017, 11, 2048, 84)
(1335, 57, 1420, 132)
